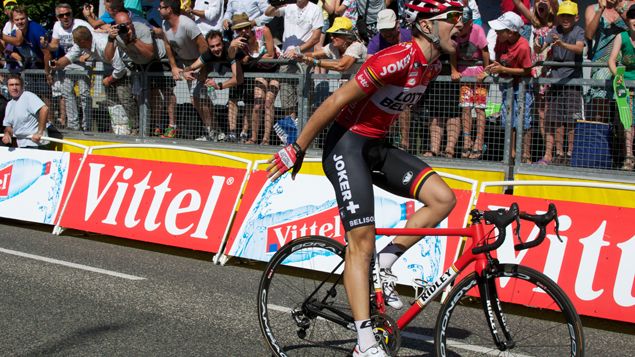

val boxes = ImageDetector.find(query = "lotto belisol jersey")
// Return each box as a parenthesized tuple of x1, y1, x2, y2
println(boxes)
(335, 40, 442, 138)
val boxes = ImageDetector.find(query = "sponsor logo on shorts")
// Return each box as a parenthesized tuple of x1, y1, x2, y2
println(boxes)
(402, 171, 413, 185)
(333, 154, 360, 215)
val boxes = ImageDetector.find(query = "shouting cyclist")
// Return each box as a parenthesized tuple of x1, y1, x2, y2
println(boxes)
(267, 0, 463, 355)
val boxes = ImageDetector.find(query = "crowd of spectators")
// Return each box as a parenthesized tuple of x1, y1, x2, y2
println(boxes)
(0, 0, 633, 171)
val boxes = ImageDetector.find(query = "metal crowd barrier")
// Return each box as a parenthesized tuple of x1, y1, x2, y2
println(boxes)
(0, 60, 633, 183)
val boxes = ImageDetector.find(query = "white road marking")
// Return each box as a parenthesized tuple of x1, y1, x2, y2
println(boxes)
(0, 247, 146, 280)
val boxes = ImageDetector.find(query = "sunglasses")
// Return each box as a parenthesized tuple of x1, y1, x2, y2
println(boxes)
(5, 5, 15, 10)
(428, 11, 462, 24)
(56, 12, 72, 18)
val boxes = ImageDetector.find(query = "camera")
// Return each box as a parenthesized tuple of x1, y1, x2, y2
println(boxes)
(114, 23, 128, 34)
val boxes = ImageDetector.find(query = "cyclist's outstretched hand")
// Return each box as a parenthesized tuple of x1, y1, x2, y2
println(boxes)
(267, 143, 305, 181)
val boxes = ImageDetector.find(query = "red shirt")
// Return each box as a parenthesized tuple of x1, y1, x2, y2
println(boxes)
(336, 41, 441, 138)
(494, 36, 532, 82)
(501, 0, 531, 24)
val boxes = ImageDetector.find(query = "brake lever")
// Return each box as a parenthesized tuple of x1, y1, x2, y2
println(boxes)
(514, 213, 522, 245)
(552, 204, 563, 243)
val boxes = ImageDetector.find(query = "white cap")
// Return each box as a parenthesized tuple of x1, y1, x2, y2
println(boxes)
(377, 9, 397, 30)
(488, 11, 524, 33)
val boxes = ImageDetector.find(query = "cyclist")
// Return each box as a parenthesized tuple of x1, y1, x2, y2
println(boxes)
(267, 1, 463, 355)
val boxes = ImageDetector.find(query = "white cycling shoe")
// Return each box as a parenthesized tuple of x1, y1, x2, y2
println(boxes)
(380, 268, 403, 310)
(352, 344, 388, 357)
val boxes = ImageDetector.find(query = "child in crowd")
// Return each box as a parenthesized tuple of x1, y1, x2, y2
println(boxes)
(513, 0, 557, 139)
(486, 11, 534, 164)
(608, 3, 635, 171)
(449, 6, 490, 160)
(535, 1, 585, 165)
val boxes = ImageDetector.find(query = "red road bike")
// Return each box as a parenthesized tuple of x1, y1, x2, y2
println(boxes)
(258, 203, 584, 356)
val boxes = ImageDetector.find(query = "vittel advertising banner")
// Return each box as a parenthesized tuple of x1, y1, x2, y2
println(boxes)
(59, 154, 246, 252)
(476, 193, 635, 323)
(224, 169, 473, 288)
(0, 147, 79, 224)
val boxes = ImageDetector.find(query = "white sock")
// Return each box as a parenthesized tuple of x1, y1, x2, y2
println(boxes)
(355, 319, 376, 351)
(378, 241, 405, 269)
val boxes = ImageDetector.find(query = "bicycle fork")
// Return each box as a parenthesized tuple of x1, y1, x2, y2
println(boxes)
(478, 264, 516, 351)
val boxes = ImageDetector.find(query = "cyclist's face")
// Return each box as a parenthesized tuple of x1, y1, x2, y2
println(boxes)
(433, 14, 463, 55)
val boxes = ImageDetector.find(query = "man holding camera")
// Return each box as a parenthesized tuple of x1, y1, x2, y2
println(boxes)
(105, 10, 170, 136)
(52, 27, 138, 135)
(41, 3, 93, 132)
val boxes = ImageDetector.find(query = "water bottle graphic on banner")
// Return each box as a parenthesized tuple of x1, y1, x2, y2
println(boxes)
(374, 197, 415, 229)
(0, 159, 51, 201)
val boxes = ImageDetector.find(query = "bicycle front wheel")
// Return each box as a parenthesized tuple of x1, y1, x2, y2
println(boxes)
(435, 264, 584, 357)
(258, 235, 355, 356)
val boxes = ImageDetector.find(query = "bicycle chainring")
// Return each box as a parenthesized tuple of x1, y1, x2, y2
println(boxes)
(371, 313, 401, 355)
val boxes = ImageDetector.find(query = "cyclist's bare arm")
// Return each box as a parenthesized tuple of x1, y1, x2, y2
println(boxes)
(296, 79, 367, 151)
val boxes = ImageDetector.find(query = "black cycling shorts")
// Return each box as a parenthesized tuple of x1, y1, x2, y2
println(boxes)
(322, 123, 437, 232)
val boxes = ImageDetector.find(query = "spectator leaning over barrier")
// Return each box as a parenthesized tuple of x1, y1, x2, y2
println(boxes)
(585, 0, 628, 125)
(183, 0, 224, 35)
(0, 0, 23, 69)
(182, 30, 245, 141)
(265, 0, 322, 145)
(301, 17, 367, 74)
(448, 6, 490, 160)
(41, 3, 93, 132)
(2, 6, 52, 119)
(608, 3, 635, 171)
(157, 0, 209, 139)
(229, 13, 281, 144)
(53, 27, 139, 135)
(105, 10, 171, 136)
(536, 1, 585, 166)
(486, 11, 533, 164)
(2, 74, 50, 149)
(367, 9, 412, 150)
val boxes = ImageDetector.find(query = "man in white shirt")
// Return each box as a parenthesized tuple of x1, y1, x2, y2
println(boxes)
(265, 0, 322, 143)
(2, 74, 49, 149)
(184, 0, 224, 36)
(53, 27, 139, 135)
(41, 3, 93, 132)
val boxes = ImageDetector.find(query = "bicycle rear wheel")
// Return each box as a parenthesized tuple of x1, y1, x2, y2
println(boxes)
(435, 264, 584, 357)
(258, 236, 355, 356)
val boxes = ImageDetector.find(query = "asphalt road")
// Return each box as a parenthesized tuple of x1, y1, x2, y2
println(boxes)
(0, 219, 633, 356)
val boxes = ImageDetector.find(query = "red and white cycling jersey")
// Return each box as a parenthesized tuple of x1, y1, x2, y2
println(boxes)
(335, 40, 442, 138)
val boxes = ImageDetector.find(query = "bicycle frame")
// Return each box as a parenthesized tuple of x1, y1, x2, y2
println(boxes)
(375, 222, 489, 330)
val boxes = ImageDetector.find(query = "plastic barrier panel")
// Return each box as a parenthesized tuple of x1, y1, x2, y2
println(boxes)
(0, 147, 80, 225)
(475, 192, 635, 323)
(58, 154, 247, 252)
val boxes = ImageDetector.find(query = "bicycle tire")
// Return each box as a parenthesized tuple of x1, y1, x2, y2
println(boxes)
(258, 235, 355, 356)
(434, 263, 584, 357)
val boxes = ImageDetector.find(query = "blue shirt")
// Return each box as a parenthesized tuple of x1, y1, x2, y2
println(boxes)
(13, 21, 47, 68)
(367, 28, 412, 55)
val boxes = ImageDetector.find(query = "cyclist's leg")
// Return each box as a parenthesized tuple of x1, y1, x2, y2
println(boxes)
(373, 147, 456, 252)
(322, 124, 382, 352)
